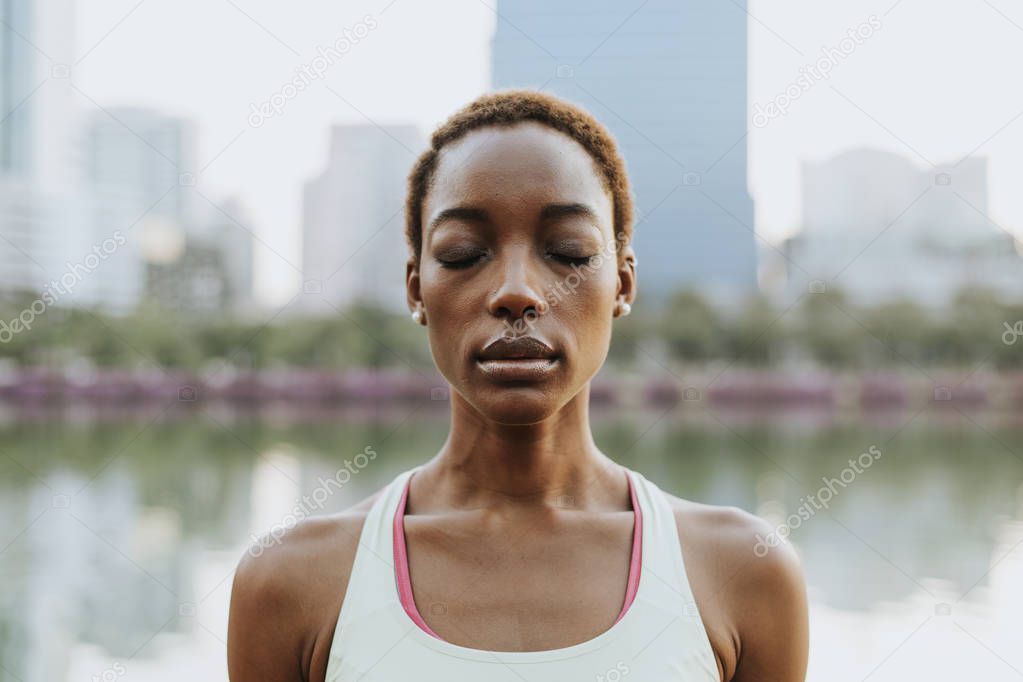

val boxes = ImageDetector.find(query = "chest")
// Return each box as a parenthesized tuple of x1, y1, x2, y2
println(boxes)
(401, 510, 636, 651)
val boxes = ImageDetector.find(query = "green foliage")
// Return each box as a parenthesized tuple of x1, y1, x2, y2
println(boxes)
(660, 290, 721, 362)
(860, 299, 934, 366)
(723, 293, 786, 366)
(607, 298, 651, 367)
(0, 284, 1019, 371)
(795, 287, 864, 368)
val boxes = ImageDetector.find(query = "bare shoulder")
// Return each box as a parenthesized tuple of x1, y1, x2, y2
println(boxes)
(662, 492, 809, 682)
(663, 492, 804, 590)
(227, 489, 384, 682)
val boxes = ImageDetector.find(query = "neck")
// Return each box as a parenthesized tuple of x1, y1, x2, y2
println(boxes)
(417, 384, 625, 511)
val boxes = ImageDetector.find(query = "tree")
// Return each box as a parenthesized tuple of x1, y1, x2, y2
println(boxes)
(660, 289, 721, 363)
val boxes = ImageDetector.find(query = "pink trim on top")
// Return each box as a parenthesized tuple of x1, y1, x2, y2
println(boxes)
(392, 469, 643, 641)
(616, 469, 643, 624)
(392, 473, 444, 639)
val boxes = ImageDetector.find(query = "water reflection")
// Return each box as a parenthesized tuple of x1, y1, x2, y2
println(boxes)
(0, 405, 1021, 681)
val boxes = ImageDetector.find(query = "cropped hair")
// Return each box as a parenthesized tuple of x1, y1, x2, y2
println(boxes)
(405, 89, 634, 264)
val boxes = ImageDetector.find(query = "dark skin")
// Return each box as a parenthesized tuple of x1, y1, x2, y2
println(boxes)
(228, 122, 809, 681)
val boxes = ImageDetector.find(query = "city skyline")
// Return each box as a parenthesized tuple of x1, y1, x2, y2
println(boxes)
(62, 0, 1023, 306)
(780, 147, 1023, 307)
(2, 0, 1022, 308)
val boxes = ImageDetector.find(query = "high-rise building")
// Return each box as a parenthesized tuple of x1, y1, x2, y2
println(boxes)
(0, 0, 77, 296)
(0, 0, 75, 185)
(0, 178, 45, 292)
(82, 109, 257, 313)
(783, 149, 1023, 306)
(83, 108, 197, 228)
(491, 0, 757, 304)
(193, 196, 256, 311)
(302, 124, 425, 313)
(0, 0, 35, 177)
(78, 108, 200, 311)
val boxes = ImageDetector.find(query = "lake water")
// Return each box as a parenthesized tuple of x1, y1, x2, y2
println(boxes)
(1, 404, 1021, 681)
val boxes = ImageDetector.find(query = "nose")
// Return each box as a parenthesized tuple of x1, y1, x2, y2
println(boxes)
(486, 249, 548, 323)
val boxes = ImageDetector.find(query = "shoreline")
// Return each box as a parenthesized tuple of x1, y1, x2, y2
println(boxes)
(1, 366, 1019, 410)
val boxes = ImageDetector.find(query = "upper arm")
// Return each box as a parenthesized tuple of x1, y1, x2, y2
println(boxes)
(673, 501, 809, 682)
(228, 545, 307, 681)
(227, 501, 377, 682)
(727, 513, 809, 682)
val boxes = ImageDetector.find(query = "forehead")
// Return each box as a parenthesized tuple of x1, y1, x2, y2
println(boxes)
(426, 121, 612, 221)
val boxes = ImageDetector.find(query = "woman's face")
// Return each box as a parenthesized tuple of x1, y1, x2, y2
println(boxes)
(408, 122, 636, 425)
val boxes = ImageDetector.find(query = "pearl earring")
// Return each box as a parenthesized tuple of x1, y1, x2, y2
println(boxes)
(619, 302, 631, 317)
(411, 309, 423, 324)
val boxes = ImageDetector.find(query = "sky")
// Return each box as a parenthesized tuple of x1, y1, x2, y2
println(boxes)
(71, 0, 1023, 305)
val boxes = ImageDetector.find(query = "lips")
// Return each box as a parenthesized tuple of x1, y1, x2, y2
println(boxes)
(478, 335, 558, 361)
(476, 335, 560, 381)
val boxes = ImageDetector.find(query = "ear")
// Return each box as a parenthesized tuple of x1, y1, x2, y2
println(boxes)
(406, 256, 423, 315)
(615, 243, 637, 310)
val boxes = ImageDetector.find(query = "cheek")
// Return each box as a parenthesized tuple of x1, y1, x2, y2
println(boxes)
(545, 264, 618, 349)
(549, 260, 617, 313)
(422, 291, 462, 333)
(420, 273, 480, 371)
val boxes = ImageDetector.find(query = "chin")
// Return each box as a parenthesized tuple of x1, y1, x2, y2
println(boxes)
(461, 386, 566, 425)
(441, 356, 590, 424)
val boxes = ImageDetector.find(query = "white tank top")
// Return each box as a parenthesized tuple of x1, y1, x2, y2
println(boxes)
(325, 465, 719, 681)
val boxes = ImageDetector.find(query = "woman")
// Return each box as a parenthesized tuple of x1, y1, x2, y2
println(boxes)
(228, 90, 809, 681)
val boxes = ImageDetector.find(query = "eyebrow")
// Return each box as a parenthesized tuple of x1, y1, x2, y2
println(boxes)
(539, 202, 600, 223)
(428, 202, 601, 233)
(428, 206, 489, 233)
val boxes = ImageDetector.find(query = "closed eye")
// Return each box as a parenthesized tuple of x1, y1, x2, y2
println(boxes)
(436, 251, 595, 269)
(437, 253, 487, 269)
(549, 253, 596, 266)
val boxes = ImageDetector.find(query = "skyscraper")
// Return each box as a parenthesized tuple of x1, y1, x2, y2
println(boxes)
(302, 124, 425, 313)
(491, 0, 757, 304)
(0, 0, 35, 176)
(82, 108, 255, 313)
(83, 108, 197, 228)
(784, 149, 1023, 306)
(0, 0, 77, 295)
(77, 108, 201, 310)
